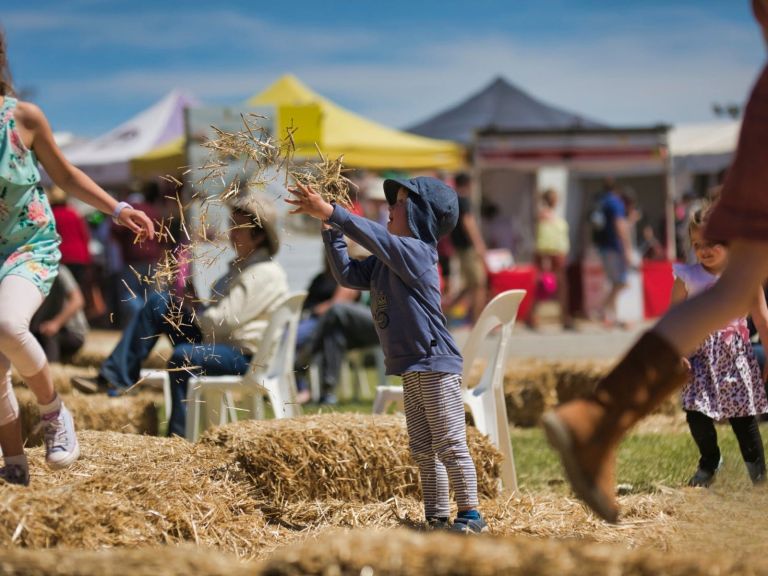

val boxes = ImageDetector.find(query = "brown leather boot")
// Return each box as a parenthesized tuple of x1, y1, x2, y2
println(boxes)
(542, 331, 688, 523)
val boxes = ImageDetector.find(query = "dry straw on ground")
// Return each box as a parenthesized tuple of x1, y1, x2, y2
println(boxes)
(13, 389, 159, 445)
(256, 527, 768, 576)
(0, 430, 266, 556)
(0, 546, 252, 576)
(201, 413, 503, 505)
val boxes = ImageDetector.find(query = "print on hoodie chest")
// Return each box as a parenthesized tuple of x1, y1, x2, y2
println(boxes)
(373, 291, 389, 329)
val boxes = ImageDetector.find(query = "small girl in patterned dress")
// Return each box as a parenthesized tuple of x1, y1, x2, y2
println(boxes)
(672, 205, 768, 487)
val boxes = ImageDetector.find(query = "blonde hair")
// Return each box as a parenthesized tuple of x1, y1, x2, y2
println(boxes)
(687, 200, 726, 246)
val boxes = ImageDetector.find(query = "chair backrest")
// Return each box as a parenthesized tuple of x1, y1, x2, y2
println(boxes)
(244, 291, 307, 384)
(461, 290, 526, 395)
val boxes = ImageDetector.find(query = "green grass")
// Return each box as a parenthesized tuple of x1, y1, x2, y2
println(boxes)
(511, 424, 768, 494)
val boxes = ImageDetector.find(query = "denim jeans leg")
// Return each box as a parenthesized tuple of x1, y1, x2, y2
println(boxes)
(166, 343, 250, 437)
(101, 291, 201, 390)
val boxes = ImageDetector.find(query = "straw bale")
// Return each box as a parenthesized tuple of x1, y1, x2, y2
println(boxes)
(0, 430, 266, 556)
(201, 414, 503, 503)
(13, 389, 159, 446)
(11, 363, 100, 394)
(502, 359, 680, 427)
(70, 346, 168, 370)
(501, 363, 558, 427)
(550, 360, 613, 403)
(256, 527, 768, 576)
(0, 546, 252, 576)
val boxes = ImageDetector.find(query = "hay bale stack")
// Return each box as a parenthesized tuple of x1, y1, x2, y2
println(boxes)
(502, 362, 558, 427)
(11, 363, 99, 394)
(256, 528, 768, 576)
(69, 347, 168, 370)
(0, 546, 252, 576)
(0, 430, 266, 553)
(501, 359, 680, 427)
(13, 389, 160, 445)
(201, 414, 502, 503)
(551, 360, 613, 403)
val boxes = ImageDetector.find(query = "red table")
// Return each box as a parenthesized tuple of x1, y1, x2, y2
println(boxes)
(488, 265, 537, 322)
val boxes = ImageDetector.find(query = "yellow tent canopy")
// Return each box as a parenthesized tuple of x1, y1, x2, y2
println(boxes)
(247, 74, 465, 170)
(131, 136, 185, 178)
(132, 74, 465, 176)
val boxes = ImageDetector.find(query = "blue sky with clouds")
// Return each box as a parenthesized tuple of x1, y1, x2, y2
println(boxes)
(3, 0, 765, 137)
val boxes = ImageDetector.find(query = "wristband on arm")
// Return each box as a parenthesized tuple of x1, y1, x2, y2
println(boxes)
(112, 201, 133, 224)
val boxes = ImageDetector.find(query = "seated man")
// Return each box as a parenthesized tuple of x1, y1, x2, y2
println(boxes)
(73, 192, 288, 437)
(301, 299, 380, 404)
(30, 264, 89, 363)
(294, 259, 360, 403)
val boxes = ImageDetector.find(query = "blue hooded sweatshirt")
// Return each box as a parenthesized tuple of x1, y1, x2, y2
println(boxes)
(322, 177, 462, 376)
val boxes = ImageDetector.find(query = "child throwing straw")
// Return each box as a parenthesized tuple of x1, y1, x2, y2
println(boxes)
(287, 177, 488, 534)
(673, 205, 768, 487)
(542, 0, 768, 522)
(0, 29, 154, 485)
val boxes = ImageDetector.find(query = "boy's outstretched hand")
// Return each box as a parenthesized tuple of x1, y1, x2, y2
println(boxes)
(286, 182, 334, 221)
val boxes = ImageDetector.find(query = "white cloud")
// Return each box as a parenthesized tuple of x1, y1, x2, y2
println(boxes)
(13, 2, 765, 133)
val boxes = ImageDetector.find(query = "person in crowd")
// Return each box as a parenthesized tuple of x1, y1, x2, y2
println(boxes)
(0, 29, 154, 485)
(298, 298, 381, 405)
(294, 256, 364, 404)
(542, 0, 768, 523)
(72, 192, 287, 438)
(287, 176, 488, 533)
(442, 173, 488, 324)
(592, 178, 634, 329)
(531, 189, 572, 330)
(30, 264, 89, 363)
(112, 180, 166, 326)
(671, 205, 768, 487)
(639, 224, 666, 261)
(480, 198, 520, 256)
(47, 186, 91, 287)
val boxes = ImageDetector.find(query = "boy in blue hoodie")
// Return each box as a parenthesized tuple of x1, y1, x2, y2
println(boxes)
(287, 177, 488, 533)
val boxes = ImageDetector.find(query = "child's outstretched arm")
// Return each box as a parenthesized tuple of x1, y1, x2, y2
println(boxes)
(286, 183, 374, 289)
(670, 277, 688, 306)
(16, 102, 154, 240)
(749, 284, 768, 381)
(285, 182, 334, 222)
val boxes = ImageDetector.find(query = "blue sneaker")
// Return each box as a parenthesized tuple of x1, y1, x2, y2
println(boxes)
(450, 511, 489, 534)
(0, 464, 29, 486)
(39, 405, 80, 469)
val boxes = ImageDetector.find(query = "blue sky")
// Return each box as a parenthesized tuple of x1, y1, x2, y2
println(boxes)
(3, 0, 764, 137)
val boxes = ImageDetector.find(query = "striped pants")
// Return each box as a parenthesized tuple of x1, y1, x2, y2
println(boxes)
(402, 371, 479, 518)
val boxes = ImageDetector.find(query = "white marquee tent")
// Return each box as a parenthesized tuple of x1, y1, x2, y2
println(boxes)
(668, 120, 740, 174)
(64, 90, 195, 186)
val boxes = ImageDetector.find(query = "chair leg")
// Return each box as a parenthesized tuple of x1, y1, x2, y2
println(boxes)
(309, 363, 321, 403)
(223, 391, 238, 424)
(185, 385, 201, 442)
(252, 393, 265, 420)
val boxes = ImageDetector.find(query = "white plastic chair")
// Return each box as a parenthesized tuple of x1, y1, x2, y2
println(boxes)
(182, 291, 307, 442)
(372, 289, 526, 493)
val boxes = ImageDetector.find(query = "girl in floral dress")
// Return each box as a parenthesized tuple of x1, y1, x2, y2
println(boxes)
(672, 205, 768, 487)
(0, 31, 154, 485)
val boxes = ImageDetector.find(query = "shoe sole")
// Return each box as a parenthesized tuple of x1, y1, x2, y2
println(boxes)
(71, 377, 99, 394)
(47, 440, 80, 470)
(541, 411, 619, 524)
